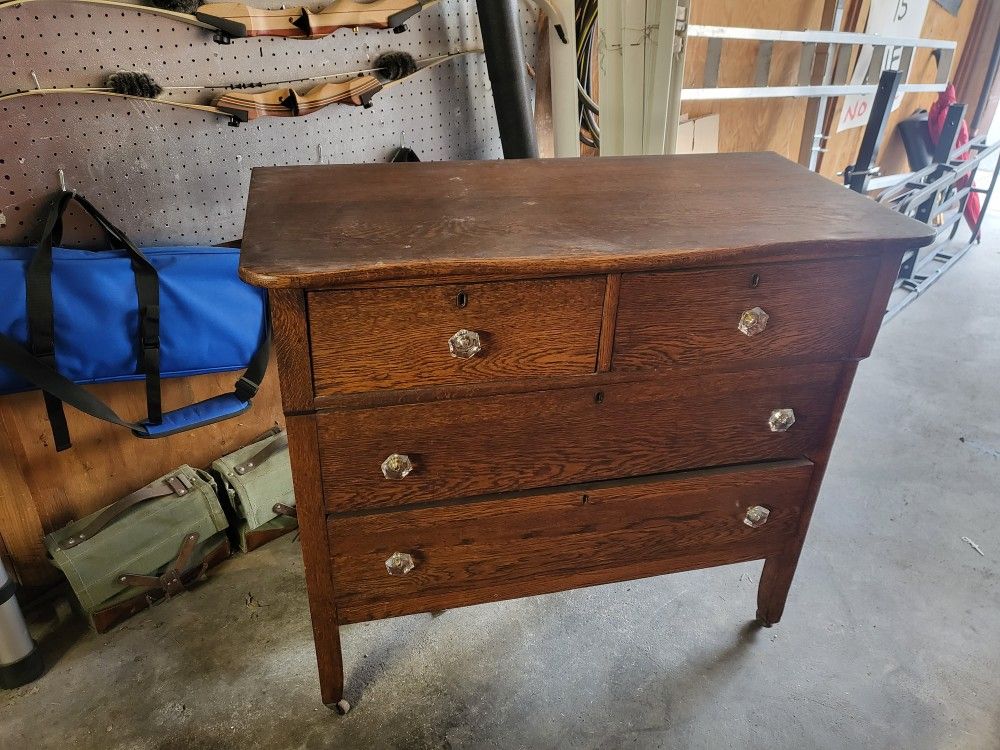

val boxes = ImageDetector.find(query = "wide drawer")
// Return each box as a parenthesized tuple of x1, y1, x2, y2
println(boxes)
(330, 459, 814, 624)
(317, 361, 841, 512)
(308, 277, 605, 397)
(612, 256, 880, 372)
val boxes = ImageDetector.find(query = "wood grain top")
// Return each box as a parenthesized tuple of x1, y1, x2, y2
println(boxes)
(240, 153, 935, 288)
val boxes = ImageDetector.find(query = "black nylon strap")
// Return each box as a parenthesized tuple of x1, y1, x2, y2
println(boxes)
(25, 192, 162, 447)
(0, 325, 270, 440)
(234, 310, 271, 402)
(0, 577, 16, 606)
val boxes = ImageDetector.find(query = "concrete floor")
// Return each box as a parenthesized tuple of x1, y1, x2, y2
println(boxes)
(3, 216, 1000, 750)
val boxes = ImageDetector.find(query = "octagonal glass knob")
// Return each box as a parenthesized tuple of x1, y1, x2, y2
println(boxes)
(381, 453, 414, 480)
(738, 307, 769, 337)
(449, 329, 482, 359)
(744, 505, 771, 528)
(768, 408, 796, 432)
(385, 552, 416, 576)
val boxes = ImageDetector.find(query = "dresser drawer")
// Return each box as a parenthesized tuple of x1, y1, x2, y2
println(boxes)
(308, 277, 605, 397)
(317, 362, 841, 512)
(612, 256, 880, 372)
(329, 459, 813, 623)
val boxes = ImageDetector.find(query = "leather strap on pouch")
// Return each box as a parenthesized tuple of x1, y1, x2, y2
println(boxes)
(57, 473, 194, 550)
(234, 431, 288, 475)
(117, 531, 205, 598)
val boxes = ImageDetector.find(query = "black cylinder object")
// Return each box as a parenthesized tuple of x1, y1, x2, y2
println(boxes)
(476, 0, 538, 159)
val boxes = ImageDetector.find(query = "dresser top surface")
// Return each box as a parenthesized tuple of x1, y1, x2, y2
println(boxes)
(241, 152, 934, 288)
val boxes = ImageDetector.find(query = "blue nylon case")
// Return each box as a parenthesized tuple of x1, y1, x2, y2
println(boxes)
(0, 246, 267, 394)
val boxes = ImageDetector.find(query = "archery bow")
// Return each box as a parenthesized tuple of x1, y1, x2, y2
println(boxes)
(0, 0, 436, 43)
(214, 50, 470, 121)
(0, 51, 477, 125)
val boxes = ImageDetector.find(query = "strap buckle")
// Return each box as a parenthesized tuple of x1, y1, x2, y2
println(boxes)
(140, 305, 160, 349)
(234, 375, 259, 400)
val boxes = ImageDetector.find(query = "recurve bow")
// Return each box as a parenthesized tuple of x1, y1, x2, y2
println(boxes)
(197, 0, 433, 40)
(0, 0, 436, 43)
(0, 51, 477, 125)
(214, 50, 471, 122)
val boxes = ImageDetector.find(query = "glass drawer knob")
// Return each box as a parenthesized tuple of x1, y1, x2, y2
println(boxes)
(768, 408, 796, 432)
(449, 329, 482, 359)
(744, 506, 771, 528)
(385, 552, 416, 576)
(381, 453, 414, 480)
(738, 307, 769, 336)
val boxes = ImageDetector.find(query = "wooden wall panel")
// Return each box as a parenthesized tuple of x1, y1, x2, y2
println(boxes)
(682, 1, 828, 159)
(0, 359, 284, 587)
(819, 0, 980, 181)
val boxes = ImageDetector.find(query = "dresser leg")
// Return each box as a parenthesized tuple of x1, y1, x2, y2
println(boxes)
(756, 551, 800, 627)
(319, 623, 350, 714)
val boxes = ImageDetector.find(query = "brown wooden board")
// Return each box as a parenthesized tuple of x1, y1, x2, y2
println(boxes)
(240, 154, 935, 289)
(330, 459, 814, 623)
(316, 361, 842, 512)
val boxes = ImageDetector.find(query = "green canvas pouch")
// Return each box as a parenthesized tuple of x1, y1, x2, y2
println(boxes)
(212, 428, 297, 548)
(44, 466, 228, 613)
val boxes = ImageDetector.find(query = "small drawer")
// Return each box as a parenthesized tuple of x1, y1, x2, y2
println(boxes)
(308, 277, 605, 397)
(317, 361, 841, 512)
(612, 257, 881, 372)
(329, 459, 814, 624)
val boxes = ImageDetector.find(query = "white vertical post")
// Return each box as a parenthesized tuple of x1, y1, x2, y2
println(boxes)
(663, 0, 689, 155)
(621, 0, 647, 154)
(548, 0, 580, 158)
(598, 0, 625, 155)
(642, 0, 662, 151)
(643, 0, 678, 154)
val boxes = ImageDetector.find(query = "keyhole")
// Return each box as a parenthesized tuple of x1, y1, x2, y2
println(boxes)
(581, 494, 590, 504)
(594, 391, 605, 404)
(750, 273, 761, 288)
(456, 291, 468, 308)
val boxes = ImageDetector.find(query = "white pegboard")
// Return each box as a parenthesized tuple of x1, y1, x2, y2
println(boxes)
(0, 0, 540, 246)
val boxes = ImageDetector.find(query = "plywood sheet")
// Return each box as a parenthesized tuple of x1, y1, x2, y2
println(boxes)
(681, 1, 828, 159)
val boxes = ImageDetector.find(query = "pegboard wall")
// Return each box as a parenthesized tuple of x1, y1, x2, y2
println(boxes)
(0, 0, 540, 246)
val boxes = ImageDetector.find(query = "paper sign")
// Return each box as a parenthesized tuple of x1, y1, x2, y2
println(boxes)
(836, 0, 930, 132)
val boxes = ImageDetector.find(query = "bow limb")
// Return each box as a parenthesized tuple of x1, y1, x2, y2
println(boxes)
(0, 0, 216, 29)
(195, 0, 435, 40)
(0, 88, 235, 122)
(381, 49, 481, 91)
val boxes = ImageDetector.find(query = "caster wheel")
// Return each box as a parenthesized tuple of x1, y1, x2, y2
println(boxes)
(328, 699, 351, 715)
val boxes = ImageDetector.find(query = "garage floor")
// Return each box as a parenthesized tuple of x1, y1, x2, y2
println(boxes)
(3, 215, 999, 750)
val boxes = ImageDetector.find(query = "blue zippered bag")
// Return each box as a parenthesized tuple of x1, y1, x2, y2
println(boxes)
(0, 191, 269, 451)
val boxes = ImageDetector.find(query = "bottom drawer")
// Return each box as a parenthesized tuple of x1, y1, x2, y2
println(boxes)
(330, 459, 813, 624)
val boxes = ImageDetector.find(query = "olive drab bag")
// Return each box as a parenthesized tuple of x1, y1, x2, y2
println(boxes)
(43, 466, 230, 632)
(212, 427, 297, 552)
(0, 190, 270, 452)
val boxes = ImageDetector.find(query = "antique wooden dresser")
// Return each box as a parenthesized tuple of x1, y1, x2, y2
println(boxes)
(240, 153, 934, 711)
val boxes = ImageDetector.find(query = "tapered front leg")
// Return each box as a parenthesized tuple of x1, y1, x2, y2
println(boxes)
(317, 622, 349, 714)
(756, 550, 801, 626)
(285, 414, 351, 713)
